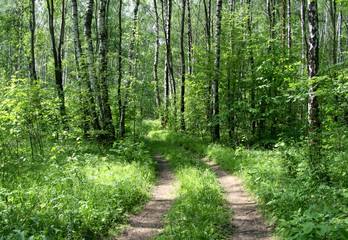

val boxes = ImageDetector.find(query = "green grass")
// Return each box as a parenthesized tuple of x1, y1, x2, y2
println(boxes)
(0, 138, 157, 239)
(145, 134, 232, 240)
(148, 129, 348, 240)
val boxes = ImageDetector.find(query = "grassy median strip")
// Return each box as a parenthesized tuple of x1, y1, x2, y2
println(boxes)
(145, 132, 232, 240)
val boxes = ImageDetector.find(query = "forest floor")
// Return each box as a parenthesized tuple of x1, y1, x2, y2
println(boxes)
(118, 152, 274, 239)
(117, 154, 176, 240)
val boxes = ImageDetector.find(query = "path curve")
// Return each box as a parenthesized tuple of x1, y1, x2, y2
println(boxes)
(201, 158, 274, 240)
(118, 154, 175, 240)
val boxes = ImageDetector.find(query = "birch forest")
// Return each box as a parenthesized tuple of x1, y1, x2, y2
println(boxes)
(0, 0, 347, 239)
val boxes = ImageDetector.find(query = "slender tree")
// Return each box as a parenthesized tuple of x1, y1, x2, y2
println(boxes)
(307, 0, 321, 168)
(119, 0, 140, 138)
(117, 0, 123, 122)
(29, 0, 37, 83)
(186, 0, 193, 75)
(212, 0, 222, 141)
(71, 0, 100, 136)
(180, 0, 186, 131)
(153, 0, 161, 108)
(46, 0, 67, 126)
(98, 0, 115, 140)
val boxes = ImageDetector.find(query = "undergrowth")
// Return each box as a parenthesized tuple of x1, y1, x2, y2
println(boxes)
(0, 138, 156, 239)
(149, 129, 348, 240)
(145, 133, 232, 240)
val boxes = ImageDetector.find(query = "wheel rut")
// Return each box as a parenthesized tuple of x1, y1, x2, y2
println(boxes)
(201, 158, 275, 240)
(118, 154, 175, 240)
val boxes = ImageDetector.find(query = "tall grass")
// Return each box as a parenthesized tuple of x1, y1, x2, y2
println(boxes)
(145, 136, 232, 240)
(0, 138, 156, 239)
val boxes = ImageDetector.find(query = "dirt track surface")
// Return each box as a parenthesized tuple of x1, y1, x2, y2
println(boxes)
(201, 158, 274, 240)
(118, 154, 175, 240)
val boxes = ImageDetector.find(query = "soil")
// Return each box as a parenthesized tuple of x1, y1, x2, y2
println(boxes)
(117, 154, 176, 240)
(201, 158, 275, 240)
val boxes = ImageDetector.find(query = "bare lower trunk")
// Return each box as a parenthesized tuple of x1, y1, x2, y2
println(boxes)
(72, 0, 100, 136)
(98, 0, 114, 140)
(84, 0, 103, 131)
(287, 0, 291, 52)
(307, 0, 321, 168)
(180, 0, 186, 131)
(29, 0, 37, 83)
(301, 0, 309, 75)
(186, 0, 193, 75)
(118, 0, 123, 124)
(154, 0, 161, 108)
(119, 0, 140, 138)
(47, 0, 67, 127)
(212, 0, 222, 141)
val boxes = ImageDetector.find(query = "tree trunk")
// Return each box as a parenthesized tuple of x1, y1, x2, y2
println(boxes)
(119, 0, 140, 138)
(329, 0, 337, 66)
(287, 0, 291, 53)
(180, 0, 186, 131)
(186, 0, 193, 75)
(337, 10, 342, 63)
(98, 0, 115, 140)
(307, 0, 321, 168)
(29, 0, 37, 83)
(203, 0, 212, 133)
(301, 0, 309, 74)
(118, 0, 123, 124)
(154, 0, 161, 109)
(282, 0, 286, 49)
(46, 0, 67, 127)
(212, 0, 222, 141)
(84, 0, 103, 132)
(162, 0, 175, 128)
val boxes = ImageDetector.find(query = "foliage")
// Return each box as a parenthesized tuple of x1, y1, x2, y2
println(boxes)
(0, 138, 156, 239)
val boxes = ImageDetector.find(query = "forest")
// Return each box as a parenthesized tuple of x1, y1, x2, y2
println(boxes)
(0, 0, 347, 239)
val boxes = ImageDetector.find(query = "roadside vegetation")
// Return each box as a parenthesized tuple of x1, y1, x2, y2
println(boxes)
(147, 128, 347, 240)
(0, 138, 156, 239)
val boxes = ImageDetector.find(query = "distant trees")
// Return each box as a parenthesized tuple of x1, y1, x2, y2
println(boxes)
(0, 0, 346, 153)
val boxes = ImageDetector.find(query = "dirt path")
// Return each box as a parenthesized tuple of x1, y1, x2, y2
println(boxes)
(118, 154, 175, 240)
(201, 158, 274, 240)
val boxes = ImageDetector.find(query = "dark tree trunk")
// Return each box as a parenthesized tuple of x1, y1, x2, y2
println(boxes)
(84, 0, 103, 132)
(162, 0, 175, 128)
(46, 0, 67, 127)
(212, 0, 222, 141)
(203, 0, 212, 133)
(329, 0, 337, 66)
(337, 10, 342, 63)
(186, 0, 193, 75)
(307, 0, 321, 167)
(287, 0, 291, 52)
(301, 0, 309, 74)
(119, 0, 140, 138)
(72, 0, 100, 136)
(29, 0, 37, 83)
(180, 0, 186, 131)
(154, 0, 161, 109)
(118, 0, 123, 124)
(98, 0, 115, 140)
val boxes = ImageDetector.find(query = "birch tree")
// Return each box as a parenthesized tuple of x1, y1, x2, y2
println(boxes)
(212, 0, 222, 141)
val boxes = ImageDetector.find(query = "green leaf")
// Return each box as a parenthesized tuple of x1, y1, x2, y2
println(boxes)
(317, 224, 330, 236)
(339, 228, 348, 240)
(303, 222, 315, 234)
